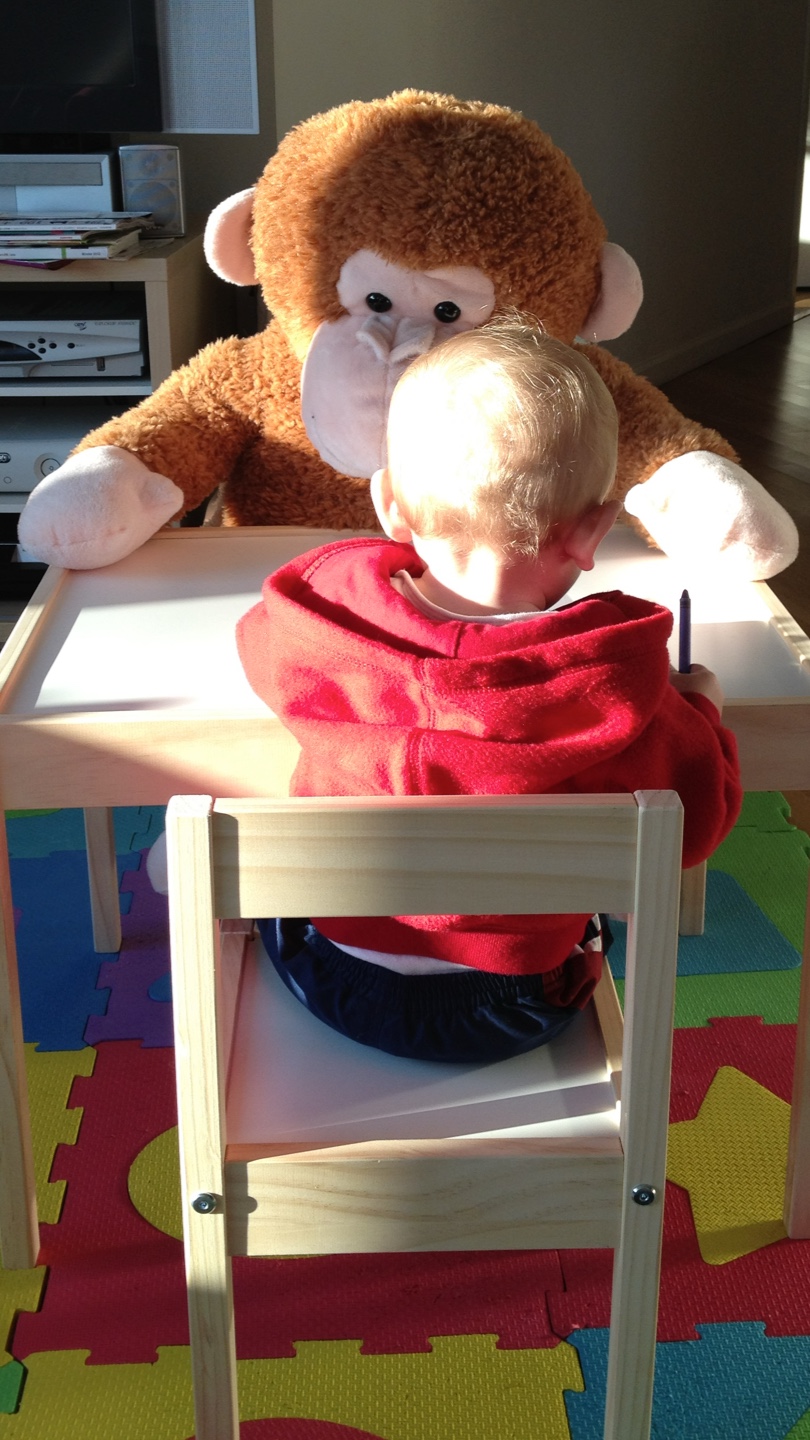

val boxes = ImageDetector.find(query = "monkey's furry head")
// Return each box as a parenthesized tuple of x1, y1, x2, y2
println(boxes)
(250, 91, 607, 356)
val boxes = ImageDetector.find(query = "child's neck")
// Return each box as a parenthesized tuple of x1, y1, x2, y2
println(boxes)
(411, 545, 555, 616)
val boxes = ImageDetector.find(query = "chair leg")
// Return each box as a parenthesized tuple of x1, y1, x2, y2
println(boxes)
(170, 797, 240, 1438)
(602, 1194, 665, 1440)
(602, 794, 679, 1439)
(184, 1205, 240, 1440)
(679, 861, 706, 936)
(784, 869, 810, 1237)
(83, 807, 122, 953)
(0, 813, 38, 1269)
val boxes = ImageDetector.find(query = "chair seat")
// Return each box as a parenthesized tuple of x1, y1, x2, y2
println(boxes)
(226, 932, 620, 1147)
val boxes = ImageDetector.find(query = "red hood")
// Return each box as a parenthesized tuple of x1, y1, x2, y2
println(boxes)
(237, 537, 678, 797)
(236, 537, 742, 972)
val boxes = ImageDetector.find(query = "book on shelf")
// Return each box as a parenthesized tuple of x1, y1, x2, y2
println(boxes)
(0, 257, 70, 271)
(0, 211, 151, 233)
(0, 228, 143, 262)
(0, 225, 142, 244)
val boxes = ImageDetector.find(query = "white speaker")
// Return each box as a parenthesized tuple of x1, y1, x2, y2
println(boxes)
(155, 0, 258, 134)
(118, 145, 185, 237)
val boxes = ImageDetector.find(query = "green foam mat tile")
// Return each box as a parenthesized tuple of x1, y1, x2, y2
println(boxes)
(0, 1361, 25, 1416)
(732, 792, 796, 833)
(709, 806, 809, 953)
(671, 969, 803, 1028)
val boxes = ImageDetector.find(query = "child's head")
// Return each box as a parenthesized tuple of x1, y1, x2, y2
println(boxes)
(381, 317, 618, 558)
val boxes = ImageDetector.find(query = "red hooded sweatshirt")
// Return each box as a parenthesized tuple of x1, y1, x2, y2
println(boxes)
(237, 538, 742, 992)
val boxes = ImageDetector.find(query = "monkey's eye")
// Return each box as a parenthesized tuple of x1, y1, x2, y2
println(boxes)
(365, 293, 393, 313)
(434, 300, 461, 323)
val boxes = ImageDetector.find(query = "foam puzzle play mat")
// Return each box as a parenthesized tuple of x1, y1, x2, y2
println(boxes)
(2, 792, 810, 1439)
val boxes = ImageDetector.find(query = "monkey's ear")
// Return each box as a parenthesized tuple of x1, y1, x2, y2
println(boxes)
(203, 187, 258, 286)
(580, 242, 643, 341)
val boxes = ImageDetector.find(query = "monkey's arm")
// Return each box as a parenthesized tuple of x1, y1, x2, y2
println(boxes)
(18, 333, 271, 568)
(582, 343, 798, 581)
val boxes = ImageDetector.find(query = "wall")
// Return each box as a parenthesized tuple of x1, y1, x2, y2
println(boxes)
(272, 0, 810, 382)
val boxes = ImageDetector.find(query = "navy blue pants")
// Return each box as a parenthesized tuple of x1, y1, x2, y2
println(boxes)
(256, 916, 609, 1064)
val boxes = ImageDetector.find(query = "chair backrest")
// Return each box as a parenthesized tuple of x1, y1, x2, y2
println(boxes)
(166, 789, 682, 924)
(167, 789, 683, 1440)
(167, 789, 683, 1143)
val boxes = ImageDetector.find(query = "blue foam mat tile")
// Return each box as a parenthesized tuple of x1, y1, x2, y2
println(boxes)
(117, 805, 166, 854)
(148, 972, 172, 1003)
(12, 849, 139, 1050)
(6, 805, 166, 861)
(6, 808, 86, 857)
(565, 1324, 810, 1440)
(608, 870, 800, 978)
(84, 855, 173, 1048)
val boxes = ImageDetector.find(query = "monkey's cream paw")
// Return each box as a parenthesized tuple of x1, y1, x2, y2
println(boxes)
(624, 452, 799, 581)
(18, 446, 183, 570)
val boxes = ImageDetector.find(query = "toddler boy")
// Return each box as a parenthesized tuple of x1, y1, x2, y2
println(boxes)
(237, 319, 741, 1062)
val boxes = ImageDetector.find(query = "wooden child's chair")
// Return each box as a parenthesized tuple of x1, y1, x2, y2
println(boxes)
(166, 789, 684, 1440)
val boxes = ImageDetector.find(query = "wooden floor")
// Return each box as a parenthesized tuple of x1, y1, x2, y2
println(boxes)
(660, 310, 810, 636)
(660, 308, 810, 835)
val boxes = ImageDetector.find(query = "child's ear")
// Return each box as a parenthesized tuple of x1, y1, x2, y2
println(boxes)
(371, 468, 413, 542)
(562, 499, 621, 571)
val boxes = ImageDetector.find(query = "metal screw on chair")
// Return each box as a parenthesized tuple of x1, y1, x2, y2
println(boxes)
(191, 1191, 219, 1214)
(631, 1184, 657, 1206)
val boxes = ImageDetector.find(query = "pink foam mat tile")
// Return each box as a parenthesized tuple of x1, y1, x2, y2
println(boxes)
(232, 1250, 565, 1359)
(12, 1041, 188, 1365)
(669, 1017, 796, 1119)
(549, 1183, 810, 1342)
(13, 1038, 566, 1363)
(549, 1018, 810, 1340)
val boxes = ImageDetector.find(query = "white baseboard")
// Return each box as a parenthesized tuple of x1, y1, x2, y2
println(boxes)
(627, 302, 797, 385)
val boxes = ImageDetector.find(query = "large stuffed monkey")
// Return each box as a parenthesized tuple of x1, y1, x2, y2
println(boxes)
(19, 90, 798, 579)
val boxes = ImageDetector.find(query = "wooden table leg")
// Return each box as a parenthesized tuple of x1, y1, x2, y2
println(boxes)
(84, 808, 122, 954)
(784, 868, 810, 1238)
(0, 811, 39, 1268)
(679, 860, 707, 936)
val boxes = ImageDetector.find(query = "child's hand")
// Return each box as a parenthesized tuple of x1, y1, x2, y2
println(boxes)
(670, 663, 724, 713)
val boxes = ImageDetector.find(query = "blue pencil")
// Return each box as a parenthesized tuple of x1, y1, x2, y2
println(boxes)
(678, 589, 691, 673)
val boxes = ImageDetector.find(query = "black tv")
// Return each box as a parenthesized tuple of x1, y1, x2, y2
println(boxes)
(0, 0, 162, 135)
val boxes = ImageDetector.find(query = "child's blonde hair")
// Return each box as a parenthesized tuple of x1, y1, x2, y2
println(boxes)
(386, 317, 618, 556)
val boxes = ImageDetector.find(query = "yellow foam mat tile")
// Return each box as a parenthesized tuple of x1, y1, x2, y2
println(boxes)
(25, 1044, 96, 1224)
(128, 1127, 181, 1241)
(1, 1337, 582, 1438)
(667, 1065, 790, 1265)
(0, 1268, 45, 1367)
(239, 1335, 583, 1438)
(0, 1349, 193, 1438)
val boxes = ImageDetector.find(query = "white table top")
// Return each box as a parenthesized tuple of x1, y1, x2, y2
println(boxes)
(566, 524, 810, 701)
(5, 522, 809, 720)
(4, 528, 352, 718)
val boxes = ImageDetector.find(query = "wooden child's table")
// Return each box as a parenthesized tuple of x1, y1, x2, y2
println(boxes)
(1, 523, 809, 1268)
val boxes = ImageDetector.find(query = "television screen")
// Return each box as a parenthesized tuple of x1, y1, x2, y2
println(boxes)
(0, 0, 162, 133)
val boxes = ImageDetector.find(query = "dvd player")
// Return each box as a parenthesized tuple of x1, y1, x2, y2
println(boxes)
(0, 320, 144, 377)
(0, 294, 146, 378)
